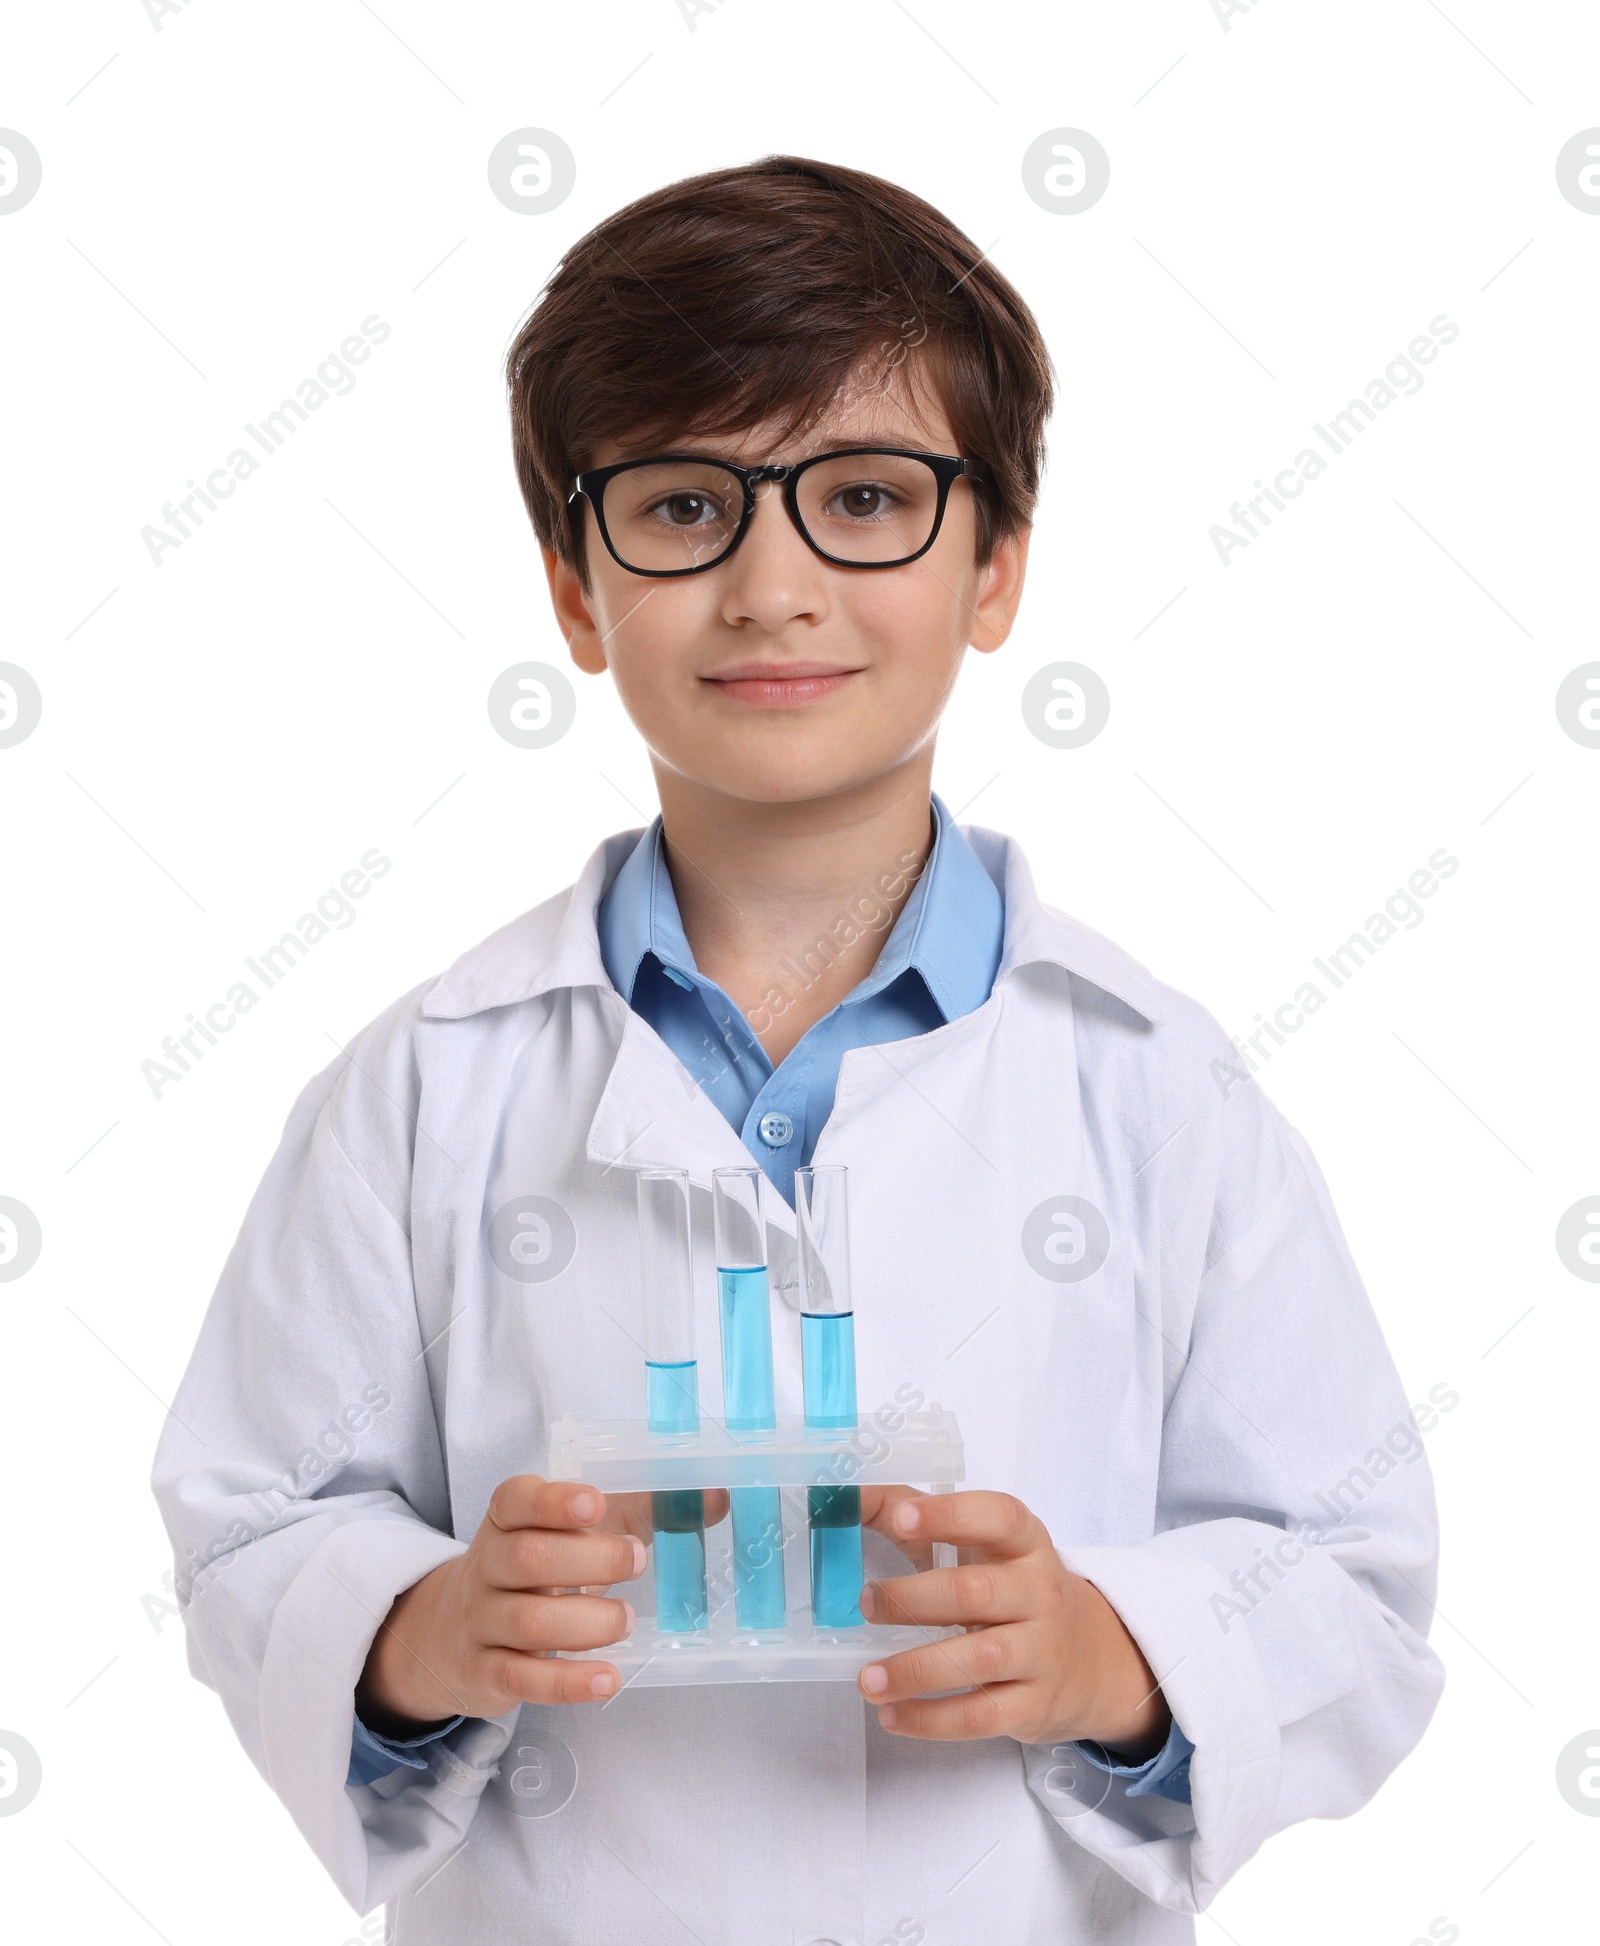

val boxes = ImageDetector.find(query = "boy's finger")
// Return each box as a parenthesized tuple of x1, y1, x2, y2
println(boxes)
(883, 1490, 1042, 1559)
(593, 1491, 657, 1545)
(480, 1590, 636, 1655)
(872, 1682, 1021, 1742)
(491, 1650, 624, 1707)
(860, 1485, 935, 1570)
(861, 1561, 1017, 1628)
(859, 1484, 917, 1526)
(599, 1487, 731, 1539)
(485, 1526, 645, 1591)
(488, 1476, 608, 1533)
(857, 1621, 1027, 1709)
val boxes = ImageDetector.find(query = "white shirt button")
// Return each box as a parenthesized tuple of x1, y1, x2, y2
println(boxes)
(757, 1110, 794, 1147)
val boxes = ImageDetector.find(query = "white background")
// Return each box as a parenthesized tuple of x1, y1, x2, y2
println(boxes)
(2, 1, 1598, 1940)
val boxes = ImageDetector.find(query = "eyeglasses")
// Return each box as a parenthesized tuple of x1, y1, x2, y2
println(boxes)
(568, 446, 986, 578)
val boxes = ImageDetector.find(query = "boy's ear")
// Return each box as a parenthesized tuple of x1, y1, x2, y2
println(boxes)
(967, 525, 1031, 656)
(541, 547, 608, 675)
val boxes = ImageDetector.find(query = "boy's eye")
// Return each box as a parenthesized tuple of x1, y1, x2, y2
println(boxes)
(650, 491, 724, 527)
(825, 482, 899, 521)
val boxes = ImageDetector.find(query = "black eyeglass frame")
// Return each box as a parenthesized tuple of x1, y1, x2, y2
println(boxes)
(567, 446, 988, 578)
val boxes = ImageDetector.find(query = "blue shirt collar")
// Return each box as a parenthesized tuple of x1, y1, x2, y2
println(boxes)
(597, 792, 1002, 1026)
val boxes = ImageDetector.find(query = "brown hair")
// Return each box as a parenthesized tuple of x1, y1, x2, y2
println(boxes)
(507, 154, 1053, 582)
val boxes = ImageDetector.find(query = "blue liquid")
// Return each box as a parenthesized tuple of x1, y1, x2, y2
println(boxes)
(729, 1485, 786, 1629)
(646, 1358, 699, 1435)
(650, 1489, 707, 1632)
(808, 1486, 864, 1627)
(802, 1314, 862, 1625)
(717, 1267, 776, 1430)
(801, 1311, 857, 1430)
(646, 1363, 704, 1629)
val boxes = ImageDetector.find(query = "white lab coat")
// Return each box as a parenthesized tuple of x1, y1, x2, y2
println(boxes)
(151, 824, 1444, 1946)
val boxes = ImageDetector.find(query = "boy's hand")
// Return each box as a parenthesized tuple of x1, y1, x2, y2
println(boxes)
(356, 1477, 681, 1735)
(854, 1487, 1171, 1755)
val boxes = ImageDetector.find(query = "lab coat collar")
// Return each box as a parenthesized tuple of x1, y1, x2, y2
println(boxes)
(420, 831, 636, 1021)
(418, 821, 1165, 1028)
(969, 825, 1166, 1025)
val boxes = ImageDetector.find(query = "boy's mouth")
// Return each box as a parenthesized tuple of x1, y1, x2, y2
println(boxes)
(703, 659, 862, 709)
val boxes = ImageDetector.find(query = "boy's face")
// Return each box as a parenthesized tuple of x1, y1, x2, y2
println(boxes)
(543, 366, 1029, 809)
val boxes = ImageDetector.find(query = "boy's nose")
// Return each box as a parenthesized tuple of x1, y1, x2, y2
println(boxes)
(718, 482, 829, 630)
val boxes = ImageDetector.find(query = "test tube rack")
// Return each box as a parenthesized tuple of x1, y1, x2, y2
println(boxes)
(547, 1405, 965, 1685)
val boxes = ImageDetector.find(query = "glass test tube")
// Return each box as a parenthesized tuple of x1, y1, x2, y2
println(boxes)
(638, 1168, 706, 1632)
(796, 1163, 864, 1628)
(713, 1167, 787, 1631)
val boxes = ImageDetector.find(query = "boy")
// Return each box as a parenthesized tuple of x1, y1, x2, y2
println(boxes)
(153, 157, 1444, 1945)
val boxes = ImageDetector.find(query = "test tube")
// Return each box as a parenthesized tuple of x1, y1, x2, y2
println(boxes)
(638, 1167, 706, 1632)
(713, 1167, 787, 1631)
(796, 1163, 864, 1628)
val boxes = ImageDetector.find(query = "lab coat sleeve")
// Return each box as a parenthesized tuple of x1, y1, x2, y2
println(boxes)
(150, 1003, 519, 1914)
(1026, 1071, 1445, 1911)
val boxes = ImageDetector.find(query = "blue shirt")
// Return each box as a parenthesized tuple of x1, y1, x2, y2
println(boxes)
(595, 791, 1002, 1202)
(350, 793, 1193, 1801)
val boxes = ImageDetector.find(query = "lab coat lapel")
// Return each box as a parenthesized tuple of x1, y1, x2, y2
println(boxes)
(582, 1001, 808, 1423)
(584, 1003, 757, 1188)
(812, 976, 1091, 1504)
(813, 970, 1085, 1217)
(583, 999, 801, 1240)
